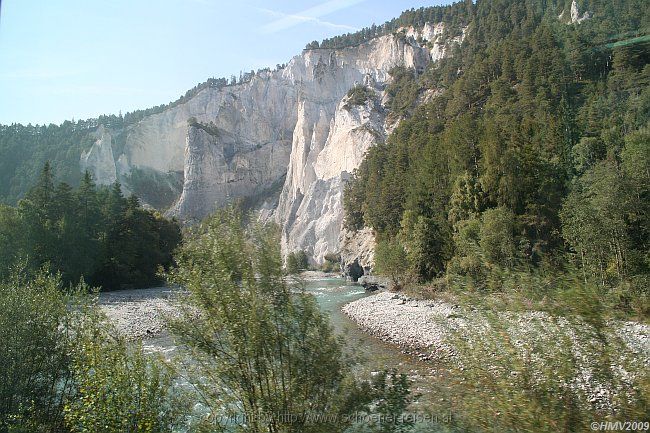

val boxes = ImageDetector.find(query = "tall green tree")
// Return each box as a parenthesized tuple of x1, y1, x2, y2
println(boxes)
(167, 209, 413, 432)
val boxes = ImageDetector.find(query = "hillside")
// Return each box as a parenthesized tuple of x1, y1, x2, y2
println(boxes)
(342, 0, 649, 302)
(0, 0, 648, 277)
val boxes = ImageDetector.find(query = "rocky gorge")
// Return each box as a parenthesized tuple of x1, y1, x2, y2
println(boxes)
(79, 22, 465, 272)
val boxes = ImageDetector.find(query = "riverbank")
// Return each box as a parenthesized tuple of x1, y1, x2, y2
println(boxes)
(99, 287, 182, 340)
(99, 272, 352, 340)
(342, 290, 650, 408)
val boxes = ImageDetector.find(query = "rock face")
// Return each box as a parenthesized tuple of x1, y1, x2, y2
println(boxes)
(570, 0, 591, 23)
(80, 125, 118, 186)
(340, 227, 377, 278)
(559, 0, 591, 24)
(274, 32, 450, 264)
(170, 124, 291, 220)
(276, 84, 388, 264)
(81, 24, 463, 265)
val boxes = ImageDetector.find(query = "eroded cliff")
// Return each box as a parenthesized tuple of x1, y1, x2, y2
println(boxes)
(81, 23, 463, 267)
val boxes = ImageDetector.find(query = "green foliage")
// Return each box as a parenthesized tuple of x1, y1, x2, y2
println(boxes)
(448, 172, 483, 228)
(125, 167, 183, 210)
(0, 266, 80, 431)
(479, 207, 517, 269)
(0, 122, 96, 205)
(168, 209, 347, 431)
(447, 218, 486, 285)
(560, 159, 644, 286)
(0, 205, 22, 279)
(343, 173, 366, 231)
(443, 299, 649, 432)
(345, 85, 376, 109)
(187, 117, 222, 137)
(0, 164, 181, 290)
(367, 371, 415, 433)
(0, 266, 181, 432)
(64, 316, 181, 433)
(305, 2, 473, 50)
(374, 238, 409, 290)
(347, 371, 416, 433)
(386, 67, 419, 118)
(342, 0, 649, 310)
(167, 209, 413, 432)
(447, 207, 518, 288)
(286, 250, 310, 274)
(399, 210, 451, 281)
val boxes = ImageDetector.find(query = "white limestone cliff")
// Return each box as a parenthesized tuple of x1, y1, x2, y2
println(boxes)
(80, 125, 118, 186)
(170, 124, 291, 220)
(81, 23, 464, 268)
(559, 0, 591, 24)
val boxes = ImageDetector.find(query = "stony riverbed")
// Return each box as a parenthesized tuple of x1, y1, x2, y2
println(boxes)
(342, 290, 650, 409)
(99, 287, 182, 340)
(98, 282, 650, 411)
(98, 273, 343, 340)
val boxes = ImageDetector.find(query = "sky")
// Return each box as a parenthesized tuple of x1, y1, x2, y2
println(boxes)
(0, 0, 450, 125)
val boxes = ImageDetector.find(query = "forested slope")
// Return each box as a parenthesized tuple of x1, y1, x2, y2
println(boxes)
(0, 163, 181, 289)
(343, 0, 649, 314)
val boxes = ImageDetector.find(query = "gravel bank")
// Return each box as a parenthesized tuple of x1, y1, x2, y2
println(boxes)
(99, 287, 183, 340)
(342, 291, 456, 359)
(343, 291, 650, 408)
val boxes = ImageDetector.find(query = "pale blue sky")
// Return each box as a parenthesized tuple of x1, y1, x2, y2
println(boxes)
(0, 0, 450, 125)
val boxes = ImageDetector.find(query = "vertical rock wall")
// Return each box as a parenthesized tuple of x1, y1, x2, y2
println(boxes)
(80, 24, 464, 265)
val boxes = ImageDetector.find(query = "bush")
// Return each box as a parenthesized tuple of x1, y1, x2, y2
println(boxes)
(0, 265, 182, 432)
(443, 303, 649, 432)
(345, 85, 375, 109)
(166, 208, 414, 432)
(286, 250, 309, 274)
(322, 253, 341, 273)
(374, 238, 409, 290)
(0, 266, 80, 431)
(64, 316, 182, 433)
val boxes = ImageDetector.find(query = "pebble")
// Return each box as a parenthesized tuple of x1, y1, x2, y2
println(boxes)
(342, 290, 650, 410)
(99, 287, 183, 340)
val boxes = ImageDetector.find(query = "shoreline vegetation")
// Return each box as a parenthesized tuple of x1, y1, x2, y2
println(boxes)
(342, 288, 649, 429)
(96, 269, 650, 431)
(1, 213, 420, 433)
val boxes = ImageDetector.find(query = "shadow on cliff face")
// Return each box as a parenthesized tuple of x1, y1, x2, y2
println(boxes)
(345, 259, 364, 281)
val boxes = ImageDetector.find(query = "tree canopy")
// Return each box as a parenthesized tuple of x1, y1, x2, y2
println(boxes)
(0, 163, 182, 289)
(343, 0, 649, 310)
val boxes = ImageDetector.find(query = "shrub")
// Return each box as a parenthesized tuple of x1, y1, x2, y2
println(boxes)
(443, 305, 649, 432)
(0, 265, 182, 432)
(345, 85, 375, 109)
(64, 316, 182, 433)
(166, 208, 413, 432)
(374, 238, 409, 290)
(286, 250, 309, 274)
(0, 266, 80, 431)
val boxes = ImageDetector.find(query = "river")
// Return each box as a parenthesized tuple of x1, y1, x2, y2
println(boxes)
(104, 276, 453, 431)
